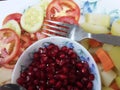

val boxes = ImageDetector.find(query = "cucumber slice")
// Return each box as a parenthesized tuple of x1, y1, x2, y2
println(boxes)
(20, 4, 44, 33)
(2, 20, 21, 36)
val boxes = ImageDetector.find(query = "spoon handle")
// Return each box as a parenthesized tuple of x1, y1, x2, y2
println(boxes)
(0, 84, 26, 90)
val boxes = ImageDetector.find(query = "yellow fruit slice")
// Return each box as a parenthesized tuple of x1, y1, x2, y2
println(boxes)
(2, 20, 21, 36)
(81, 22, 110, 34)
(20, 4, 44, 33)
(108, 46, 120, 73)
(111, 20, 120, 36)
(85, 13, 110, 28)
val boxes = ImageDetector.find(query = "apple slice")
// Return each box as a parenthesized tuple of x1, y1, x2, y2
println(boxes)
(102, 44, 114, 52)
(101, 70, 116, 87)
(111, 20, 120, 36)
(0, 67, 12, 84)
(85, 13, 110, 28)
(108, 46, 120, 73)
(81, 22, 110, 34)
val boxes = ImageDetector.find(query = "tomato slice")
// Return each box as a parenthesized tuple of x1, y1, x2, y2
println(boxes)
(0, 28, 20, 65)
(2, 13, 22, 25)
(20, 35, 32, 49)
(46, 0, 80, 22)
(56, 16, 78, 24)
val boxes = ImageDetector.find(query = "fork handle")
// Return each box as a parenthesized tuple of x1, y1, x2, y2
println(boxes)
(91, 34, 120, 46)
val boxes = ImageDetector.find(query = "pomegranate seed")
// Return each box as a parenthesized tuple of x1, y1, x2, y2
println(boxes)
(87, 81, 93, 89)
(76, 81, 83, 88)
(55, 81, 62, 88)
(28, 86, 34, 90)
(17, 43, 94, 90)
(48, 79, 55, 85)
(33, 52, 39, 59)
(68, 48, 74, 55)
(59, 74, 67, 79)
(89, 74, 95, 80)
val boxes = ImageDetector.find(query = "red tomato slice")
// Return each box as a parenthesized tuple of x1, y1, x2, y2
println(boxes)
(36, 31, 47, 40)
(2, 13, 22, 25)
(0, 28, 20, 65)
(20, 35, 32, 49)
(46, 0, 80, 22)
(56, 16, 78, 24)
(3, 59, 17, 69)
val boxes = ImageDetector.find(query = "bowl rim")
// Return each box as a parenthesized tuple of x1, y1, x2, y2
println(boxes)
(12, 36, 101, 90)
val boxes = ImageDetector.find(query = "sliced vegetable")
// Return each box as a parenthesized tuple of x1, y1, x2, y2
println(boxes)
(3, 59, 17, 69)
(46, 0, 80, 22)
(89, 39, 102, 48)
(95, 48, 114, 71)
(36, 31, 47, 40)
(20, 35, 32, 49)
(56, 16, 78, 24)
(20, 4, 44, 33)
(2, 13, 22, 25)
(0, 28, 20, 65)
(91, 53, 100, 63)
(2, 20, 21, 36)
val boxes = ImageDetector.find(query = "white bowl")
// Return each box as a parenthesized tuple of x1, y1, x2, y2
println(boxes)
(12, 36, 101, 90)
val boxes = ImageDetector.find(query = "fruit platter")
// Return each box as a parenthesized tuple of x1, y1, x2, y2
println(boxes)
(0, 0, 120, 90)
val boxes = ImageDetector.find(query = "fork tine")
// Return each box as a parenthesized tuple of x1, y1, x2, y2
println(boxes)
(42, 28, 67, 36)
(41, 32, 56, 37)
(45, 20, 73, 28)
(43, 23, 69, 32)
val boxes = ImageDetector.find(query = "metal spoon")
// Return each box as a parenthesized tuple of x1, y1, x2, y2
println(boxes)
(0, 84, 26, 90)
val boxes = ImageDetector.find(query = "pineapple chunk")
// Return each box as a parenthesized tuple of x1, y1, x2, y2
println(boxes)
(108, 46, 120, 73)
(81, 22, 110, 34)
(111, 20, 120, 36)
(101, 70, 116, 87)
(85, 13, 110, 28)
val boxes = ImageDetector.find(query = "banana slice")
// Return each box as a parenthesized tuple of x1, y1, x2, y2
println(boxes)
(2, 20, 21, 36)
(20, 4, 44, 33)
(81, 22, 110, 34)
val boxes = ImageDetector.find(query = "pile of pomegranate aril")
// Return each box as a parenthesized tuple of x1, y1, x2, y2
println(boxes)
(17, 43, 94, 90)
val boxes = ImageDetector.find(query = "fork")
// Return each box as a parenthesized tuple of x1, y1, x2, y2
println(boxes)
(42, 20, 120, 46)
